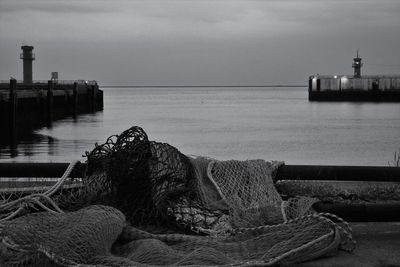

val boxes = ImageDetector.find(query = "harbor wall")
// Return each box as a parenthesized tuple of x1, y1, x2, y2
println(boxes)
(308, 75, 400, 101)
(0, 80, 103, 146)
(309, 75, 400, 91)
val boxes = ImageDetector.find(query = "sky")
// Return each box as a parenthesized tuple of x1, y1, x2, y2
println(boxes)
(1, 0, 400, 86)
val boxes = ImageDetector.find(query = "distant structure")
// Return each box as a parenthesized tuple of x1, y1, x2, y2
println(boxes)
(20, 45, 35, 84)
(0, 45, 103, 146)
(308, 51, 400, 101)
(51, 72, 58, 83)
(352, 49, 363, 78)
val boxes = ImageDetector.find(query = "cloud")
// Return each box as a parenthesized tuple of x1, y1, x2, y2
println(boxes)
(0, 0, 115, 15)
(2, 0, 399, 43)
(0, 0, 310, 42)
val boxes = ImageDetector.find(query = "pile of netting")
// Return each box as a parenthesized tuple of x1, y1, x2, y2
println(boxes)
(0, 126, 355, 266)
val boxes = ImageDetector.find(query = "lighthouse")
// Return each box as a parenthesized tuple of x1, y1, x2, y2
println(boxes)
(20, 45, 35, 84)
(352, 49, 363, 78)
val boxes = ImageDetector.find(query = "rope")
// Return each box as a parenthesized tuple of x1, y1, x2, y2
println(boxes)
(317, 212, 356, 252)
(0, 161, 79, 223)
(230, 211, 356, 257)
(44, 160, 79, 197)
(265, 229, 337, 265)
(280, 201, 288, 223)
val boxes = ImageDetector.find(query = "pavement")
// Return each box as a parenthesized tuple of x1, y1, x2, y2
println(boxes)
(297, 222, 400, 267)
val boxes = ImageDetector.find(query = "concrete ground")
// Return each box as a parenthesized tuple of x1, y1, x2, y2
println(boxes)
(298, 222, 400, 267)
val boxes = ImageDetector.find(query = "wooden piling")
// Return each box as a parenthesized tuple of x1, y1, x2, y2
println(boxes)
(47, 80, 53, 125)
(9, 79, 17, 147)
(85, 84, 90, 112)
(72, 82, 78, 118)
(91, 84, 97, 112)
(86, 84, 96, 112)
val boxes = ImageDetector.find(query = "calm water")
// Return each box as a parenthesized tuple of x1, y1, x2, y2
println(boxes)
(1, 87, 400, 166)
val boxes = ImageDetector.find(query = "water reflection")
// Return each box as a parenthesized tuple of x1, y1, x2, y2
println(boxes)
(0, 111, 103, 162)
(1, 87, 399, 165)
(1, 133, 57, 159)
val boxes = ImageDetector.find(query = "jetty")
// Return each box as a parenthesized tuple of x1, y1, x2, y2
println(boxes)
(308, 51, 400, 101)
(0, 45, 103, 146)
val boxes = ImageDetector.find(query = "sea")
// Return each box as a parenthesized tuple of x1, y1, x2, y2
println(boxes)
(1, 86, 400, 166)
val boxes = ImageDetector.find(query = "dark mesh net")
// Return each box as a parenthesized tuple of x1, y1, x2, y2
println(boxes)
(84, 126, 227, 232)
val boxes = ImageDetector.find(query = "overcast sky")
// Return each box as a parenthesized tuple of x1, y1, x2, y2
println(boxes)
(1, 0, 400, 85)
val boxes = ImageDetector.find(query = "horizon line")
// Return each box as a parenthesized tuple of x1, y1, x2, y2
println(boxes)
(101, 84, 307, 88)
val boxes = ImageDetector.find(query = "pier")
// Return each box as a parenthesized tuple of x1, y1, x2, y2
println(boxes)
(308, 51, 400, 101)
(308, 75, 400, 101)
(0, 79, 103, 146)
(0, 45, 103, 147)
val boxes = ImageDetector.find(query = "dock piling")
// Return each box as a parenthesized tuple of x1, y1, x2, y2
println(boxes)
(9, 79, 18, 147)
(47, 80, 54, 126)
(0, 80, 103, 147)
(72, 82, 78, 118)
(92, 84, 97, 112)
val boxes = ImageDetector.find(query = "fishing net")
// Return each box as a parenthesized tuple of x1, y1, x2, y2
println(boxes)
(0, 126, 356, 266)
(0, 205, 350, 267)
(84, 126, 226, 232)
(0, 205, 128, 266)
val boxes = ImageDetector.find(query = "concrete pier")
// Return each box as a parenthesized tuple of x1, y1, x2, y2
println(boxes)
(0, 79, 103, 146)
(308, 52, 400, 101)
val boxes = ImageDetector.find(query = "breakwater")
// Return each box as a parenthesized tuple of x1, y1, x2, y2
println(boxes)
(308, 75, 400, 102)
(0, 79, 103, 146)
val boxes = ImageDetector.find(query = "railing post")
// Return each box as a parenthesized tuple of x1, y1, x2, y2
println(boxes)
(9, 79, 18, 147)
(47, 80, 53, 126)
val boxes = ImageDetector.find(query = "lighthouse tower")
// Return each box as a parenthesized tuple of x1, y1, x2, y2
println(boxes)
(352, 49, 363, 78)
(20, 45, 35, 84)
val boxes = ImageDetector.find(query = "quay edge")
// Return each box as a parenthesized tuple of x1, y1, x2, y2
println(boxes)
(308, 89, 400, 102)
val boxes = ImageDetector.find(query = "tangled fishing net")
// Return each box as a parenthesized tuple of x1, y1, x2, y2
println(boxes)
(0, 126, 355, 266)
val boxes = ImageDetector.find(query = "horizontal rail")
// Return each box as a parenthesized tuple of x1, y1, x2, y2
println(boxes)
(1, 163, 400, 181)
(0, 183, 83, 193)
(313, 202, 400, 222)
(275, 165, 400, 182)
(0, 162, 86, 178)
(1, 162, 400, 221)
